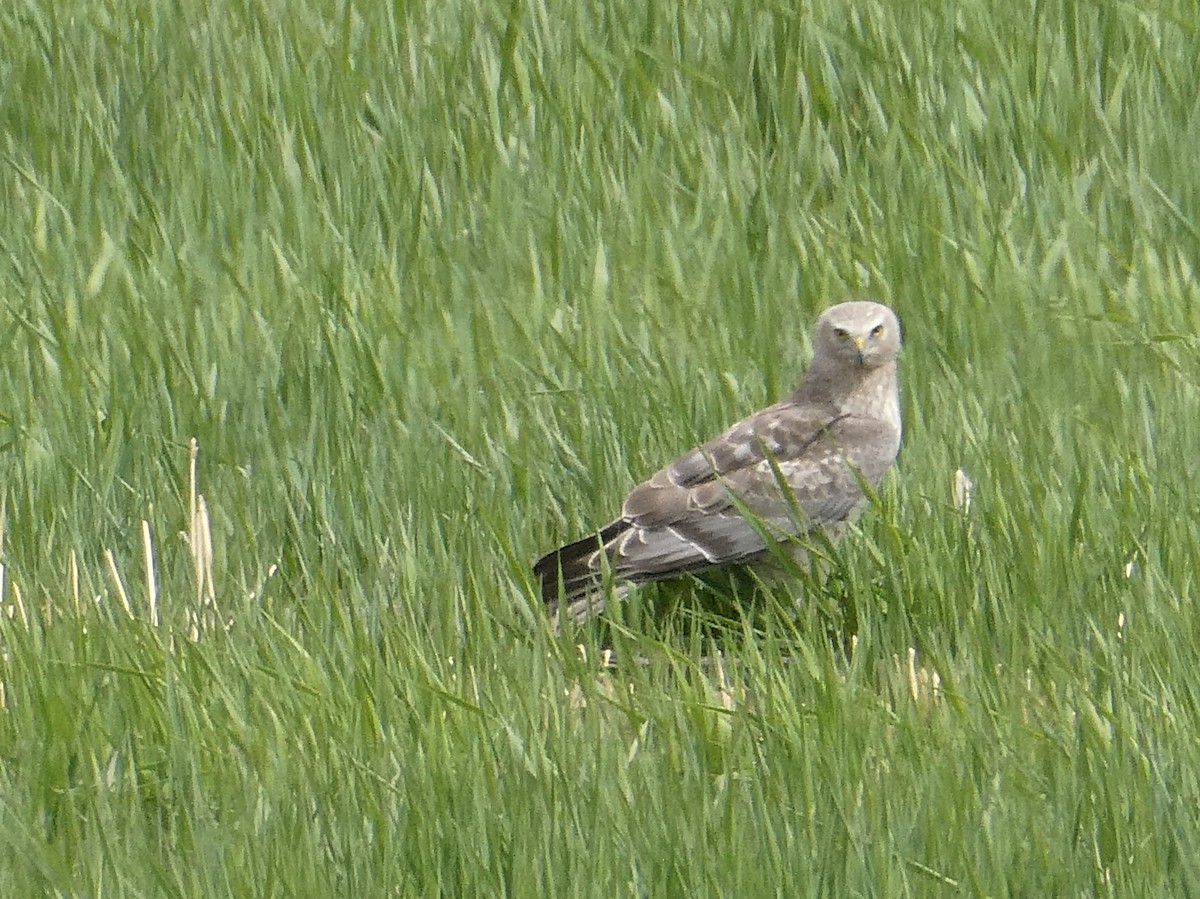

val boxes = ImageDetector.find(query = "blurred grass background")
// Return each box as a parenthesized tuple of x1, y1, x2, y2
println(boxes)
(1, 0, 1198, 894)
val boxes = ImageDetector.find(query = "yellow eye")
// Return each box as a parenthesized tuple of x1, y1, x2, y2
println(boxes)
(832, 327, 850, 341)
(870, 324, 885, 338)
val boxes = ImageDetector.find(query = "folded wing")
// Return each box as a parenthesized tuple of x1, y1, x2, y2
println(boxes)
(534, 401, 898, 619)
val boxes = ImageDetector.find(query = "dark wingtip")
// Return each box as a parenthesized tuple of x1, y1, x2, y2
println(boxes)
(533, 520, 628, 605)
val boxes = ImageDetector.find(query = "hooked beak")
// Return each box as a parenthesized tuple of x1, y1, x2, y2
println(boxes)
(852, 334, 867, 364)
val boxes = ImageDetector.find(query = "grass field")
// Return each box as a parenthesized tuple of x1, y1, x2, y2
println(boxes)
(2, 0, 1199, 894)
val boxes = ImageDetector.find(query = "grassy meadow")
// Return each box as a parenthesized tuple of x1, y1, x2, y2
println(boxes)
(2, 0, 1199, 894)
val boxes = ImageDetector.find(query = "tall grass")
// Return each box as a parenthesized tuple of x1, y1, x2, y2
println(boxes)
(1, 0, 1198, 894)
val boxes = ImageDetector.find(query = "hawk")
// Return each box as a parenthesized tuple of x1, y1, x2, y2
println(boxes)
(534, 300, 902, 629)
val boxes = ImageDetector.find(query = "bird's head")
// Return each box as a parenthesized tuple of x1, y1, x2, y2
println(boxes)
(815, 300, 901, 370)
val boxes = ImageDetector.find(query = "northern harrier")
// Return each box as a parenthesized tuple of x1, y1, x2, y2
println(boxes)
(534, 300, 902, 629)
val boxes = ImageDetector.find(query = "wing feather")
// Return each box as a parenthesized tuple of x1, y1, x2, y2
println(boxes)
(662, 400, 843, 487)
(611, 413, 897, 576)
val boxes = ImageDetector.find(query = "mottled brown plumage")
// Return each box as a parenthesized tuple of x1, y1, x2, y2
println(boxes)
(534, 300, 902, 629)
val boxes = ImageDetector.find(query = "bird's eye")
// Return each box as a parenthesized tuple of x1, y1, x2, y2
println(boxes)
(870, 324, 885, 338)
(832, 327, 850, 341)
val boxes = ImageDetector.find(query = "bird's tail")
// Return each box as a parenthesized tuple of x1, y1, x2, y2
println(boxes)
(533, 520, 630, 630)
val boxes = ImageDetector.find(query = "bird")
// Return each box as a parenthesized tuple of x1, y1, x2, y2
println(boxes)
(533, 299, 903, 630)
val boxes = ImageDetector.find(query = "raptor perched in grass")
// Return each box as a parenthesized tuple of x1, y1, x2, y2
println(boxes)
(534, 300, 903, 630)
